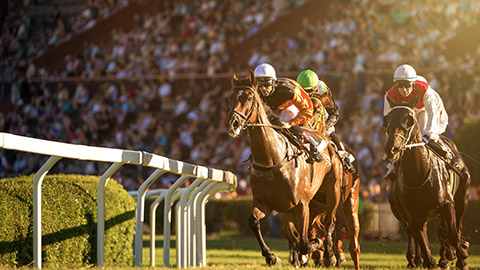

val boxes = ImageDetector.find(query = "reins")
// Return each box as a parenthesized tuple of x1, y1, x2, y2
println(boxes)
(390, 106, 425, 151)
(389, 106, 431, 189)
(231, 85, 294, 171)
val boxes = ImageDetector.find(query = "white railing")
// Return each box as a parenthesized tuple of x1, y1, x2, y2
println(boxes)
(0, 132, 237, 268)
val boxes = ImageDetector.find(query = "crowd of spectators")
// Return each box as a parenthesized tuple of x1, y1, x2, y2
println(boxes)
(0, 0, 132, 86)
(1, 0, 480, 200)
(244, 0, 480, 201)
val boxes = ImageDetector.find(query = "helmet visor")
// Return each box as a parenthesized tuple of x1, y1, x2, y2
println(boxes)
(257, 78, 274, 88)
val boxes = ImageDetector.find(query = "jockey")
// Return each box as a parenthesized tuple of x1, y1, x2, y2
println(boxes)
(253, 63, 322, 163)
(296, 69, 355, 173)
(383, 64, 461, 181)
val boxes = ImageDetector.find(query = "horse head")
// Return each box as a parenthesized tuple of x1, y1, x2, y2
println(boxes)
(383, 93, 421, 163)
(227, 69, 259, 137)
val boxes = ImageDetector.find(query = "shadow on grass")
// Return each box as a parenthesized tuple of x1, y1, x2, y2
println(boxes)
(0, 210, 134, 264)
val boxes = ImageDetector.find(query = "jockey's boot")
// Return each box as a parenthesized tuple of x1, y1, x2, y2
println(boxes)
(304, 135, 323, 164)
(426, 139, 463, 173)
(384, 162, 397, 182)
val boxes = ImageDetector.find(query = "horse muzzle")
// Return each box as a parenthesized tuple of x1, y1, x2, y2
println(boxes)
(227, 118, 242, 137)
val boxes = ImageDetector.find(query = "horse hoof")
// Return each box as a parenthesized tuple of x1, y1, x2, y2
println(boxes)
(456, 260, 468, 270)
(265, 253, 282, 266)
(460, 241, 470, 259)
(312, 250, 323, 267)
(324, 254, 337, 267)
(300, 254, 308, 266)
(437, 261, 450, 270)
(407, 263, 417, 268)
(336, 252, 346, 263)
(446, 250, 457, 261)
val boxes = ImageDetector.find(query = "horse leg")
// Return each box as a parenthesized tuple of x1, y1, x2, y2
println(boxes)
(438, 220, 455, 269)
(293, 201, 316, 258)
(342, 185, 361, 270)
(414, 237, 424, 268)
(248, 201, 281, 266)
(406, 233, 416, 268)
(322, 183, 341, 267)
(409, 222, 436, 268)
(333, 210, 346, 268)
(309, 213, 325, 267)
(440, 201, 468, 270)
(454, 170, 471, 269)
(278, 212, 301, 267)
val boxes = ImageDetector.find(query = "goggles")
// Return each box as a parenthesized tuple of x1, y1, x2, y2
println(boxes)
(396, 81, 413, 88)
(257, 78, 274, 87)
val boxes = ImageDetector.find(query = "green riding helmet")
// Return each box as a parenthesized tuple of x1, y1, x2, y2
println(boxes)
(296, 69, 319, 92)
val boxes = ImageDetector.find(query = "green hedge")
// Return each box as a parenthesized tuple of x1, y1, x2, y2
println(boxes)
(0, 174, 136, 268)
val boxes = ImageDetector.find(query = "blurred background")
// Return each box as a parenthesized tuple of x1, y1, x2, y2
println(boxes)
(1, 0, 480, 206)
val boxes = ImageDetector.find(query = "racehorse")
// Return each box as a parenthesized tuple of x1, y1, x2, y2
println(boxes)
(226, 70, 343, 266)
(279, 157, 361, 270)
(383, 94, 470, 269)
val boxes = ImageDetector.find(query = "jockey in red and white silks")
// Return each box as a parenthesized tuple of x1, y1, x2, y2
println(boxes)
(384, 73, 448, 142)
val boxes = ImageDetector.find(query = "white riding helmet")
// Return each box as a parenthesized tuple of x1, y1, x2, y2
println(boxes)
(393, 64, 417, 82)
(254, 63, 277, 80)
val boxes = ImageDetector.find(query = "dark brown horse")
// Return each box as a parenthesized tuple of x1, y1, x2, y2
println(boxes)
(226, 70, 343, 265)
(383, 95, 470, 269)
(279, 158, 361, 270)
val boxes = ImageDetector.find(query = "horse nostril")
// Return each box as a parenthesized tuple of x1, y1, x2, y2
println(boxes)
(232, 120, 240, 130)
(392, 147, 400, 154)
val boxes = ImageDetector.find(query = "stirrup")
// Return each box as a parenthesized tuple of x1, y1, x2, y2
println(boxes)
(450, 156, 463, 172)
(384, 163, 396, 182)
(345, 160, 355, 173)
(338, 151, 355, 173)
(307, 145, 323, 163)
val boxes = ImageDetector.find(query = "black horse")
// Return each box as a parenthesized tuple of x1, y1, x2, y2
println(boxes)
(383, 94, 470, 269)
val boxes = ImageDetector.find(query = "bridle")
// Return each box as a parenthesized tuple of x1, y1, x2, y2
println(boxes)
(388, 106, 432, 189)
(230, 86, 259, 130)
(229, 85, 292, 170)
(388, 106, 426, 152)
(230, 86, 284, 130)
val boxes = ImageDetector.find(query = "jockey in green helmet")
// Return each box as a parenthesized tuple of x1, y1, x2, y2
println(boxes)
(297, 69, 356, 173)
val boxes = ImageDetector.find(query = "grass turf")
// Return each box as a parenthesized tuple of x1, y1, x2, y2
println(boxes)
(143, 235, 480, 269)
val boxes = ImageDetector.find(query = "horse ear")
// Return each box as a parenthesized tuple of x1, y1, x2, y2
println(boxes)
(408, 92, 420, 108)
(386, 95, 396, 108)
(232, 72, 238, 86)
(248, 69, 255, 85)
(382, 115, 388, 129)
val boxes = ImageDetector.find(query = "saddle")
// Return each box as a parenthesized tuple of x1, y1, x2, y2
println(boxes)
(281, 128, 326, 164)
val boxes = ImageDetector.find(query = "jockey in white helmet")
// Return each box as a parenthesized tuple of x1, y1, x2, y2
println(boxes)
(253, 63, 322, 163)
(383, 64, 460, 181)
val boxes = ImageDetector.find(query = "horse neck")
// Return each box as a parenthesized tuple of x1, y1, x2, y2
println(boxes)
(400, 125, 430, 181)
(247, 99, 285, 166)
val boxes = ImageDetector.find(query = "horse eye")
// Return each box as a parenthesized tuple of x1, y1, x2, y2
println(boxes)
(403, 115, 414, 128)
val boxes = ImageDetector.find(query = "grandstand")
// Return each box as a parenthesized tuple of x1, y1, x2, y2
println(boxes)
(1, 0, 480, 200)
